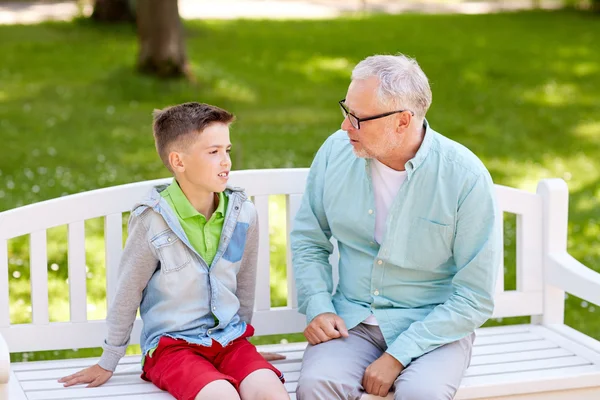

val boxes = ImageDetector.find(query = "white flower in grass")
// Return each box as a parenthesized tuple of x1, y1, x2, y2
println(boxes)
(581, 301, 589, 308)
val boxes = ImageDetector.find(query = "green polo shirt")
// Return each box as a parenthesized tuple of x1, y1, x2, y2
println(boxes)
(160, 179, 227, 266)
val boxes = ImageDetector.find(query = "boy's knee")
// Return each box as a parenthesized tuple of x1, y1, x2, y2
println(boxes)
(239, 369, 288, 400)
(195, 379, 239, 400)
(254, 380, 289, 400)
(261, 392, 289, 400)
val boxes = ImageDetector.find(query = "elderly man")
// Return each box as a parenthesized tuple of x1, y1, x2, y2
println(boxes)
(291, 54, 501, 400)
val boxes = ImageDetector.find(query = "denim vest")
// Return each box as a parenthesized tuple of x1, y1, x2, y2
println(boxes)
(132, 185, 256, 356)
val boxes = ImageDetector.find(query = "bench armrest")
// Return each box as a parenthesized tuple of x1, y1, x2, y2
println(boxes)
(548, 251, 600, 306)
(0, 333, 8, 384)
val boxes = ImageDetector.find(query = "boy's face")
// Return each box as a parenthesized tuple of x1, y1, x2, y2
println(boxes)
(173, 122, 232, 193)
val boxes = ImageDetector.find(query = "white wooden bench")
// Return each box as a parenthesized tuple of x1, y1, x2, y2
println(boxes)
(1, 168, 599, 400)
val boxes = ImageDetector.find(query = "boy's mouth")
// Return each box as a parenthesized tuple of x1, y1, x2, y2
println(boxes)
(218, 171, 229, 178)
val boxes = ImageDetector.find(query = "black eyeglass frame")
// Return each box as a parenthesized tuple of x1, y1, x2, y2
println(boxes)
(339, 99, 414, 130)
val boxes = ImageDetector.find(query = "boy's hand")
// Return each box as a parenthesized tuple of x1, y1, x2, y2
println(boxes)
(58, 364, 113, 387)
(259, 352, 286, 361)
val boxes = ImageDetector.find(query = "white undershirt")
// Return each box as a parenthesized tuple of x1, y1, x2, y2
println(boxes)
(363, 159, 408, 326)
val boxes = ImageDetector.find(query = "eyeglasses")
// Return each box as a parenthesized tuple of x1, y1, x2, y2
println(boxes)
(339, 99, 414, 130)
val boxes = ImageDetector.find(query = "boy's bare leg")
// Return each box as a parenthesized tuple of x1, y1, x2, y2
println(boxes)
(195, 380, 240, 400)
(239, 369, 290, 400)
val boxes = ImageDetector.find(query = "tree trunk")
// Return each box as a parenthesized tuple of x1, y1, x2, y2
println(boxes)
(91, 0, 135, 23)
(136, 0, 189, 78)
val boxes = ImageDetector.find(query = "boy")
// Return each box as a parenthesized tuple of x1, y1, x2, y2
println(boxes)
(59, 102, 289, 400)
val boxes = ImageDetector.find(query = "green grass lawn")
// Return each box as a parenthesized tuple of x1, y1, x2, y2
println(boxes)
(1, 10, 599, 363)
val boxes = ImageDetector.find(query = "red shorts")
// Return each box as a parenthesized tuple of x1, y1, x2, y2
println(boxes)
(141, 326, 284, 400)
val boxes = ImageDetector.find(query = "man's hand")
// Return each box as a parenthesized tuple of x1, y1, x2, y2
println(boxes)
(303, 312, 349, 345)
(362, 353, 404, 397)
(259, 352, 287, 361)
(58, 364, 113, 388)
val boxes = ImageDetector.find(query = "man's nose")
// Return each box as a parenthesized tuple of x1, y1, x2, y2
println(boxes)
(341, 115, 353, 132)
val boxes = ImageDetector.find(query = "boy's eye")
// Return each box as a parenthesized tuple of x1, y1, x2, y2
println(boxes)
(210, 150, 218, 154)
(226, 149, 231, 153)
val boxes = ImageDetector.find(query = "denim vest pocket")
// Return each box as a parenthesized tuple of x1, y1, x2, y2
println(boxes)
(222, 222, 249, 263)
(151, 230, 191, 273)
(404, 217, 453, 269)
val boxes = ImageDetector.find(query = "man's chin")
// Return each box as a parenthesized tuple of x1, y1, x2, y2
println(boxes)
(352, 148, 371, 159)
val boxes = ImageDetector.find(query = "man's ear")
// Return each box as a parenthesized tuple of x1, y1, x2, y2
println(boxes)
(396, 111, 412, 133)
(169, 150, 185, 173)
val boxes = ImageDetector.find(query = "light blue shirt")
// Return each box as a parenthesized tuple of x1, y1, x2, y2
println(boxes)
(291, 122, 501, 367)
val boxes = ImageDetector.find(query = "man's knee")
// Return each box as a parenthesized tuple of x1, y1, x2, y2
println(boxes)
(296, 371, 358, 400)
(296, 372, 330, 399)
(393, 382, 454, 400)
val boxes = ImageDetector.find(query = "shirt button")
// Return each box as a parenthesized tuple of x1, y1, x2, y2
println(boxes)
(374, 290, 379, 296)
(207, 330, 212, 335)
(212, 307, 216, 311)
(377, 260, 383, 265)
(167, 237, 172, 242)
(368, 209, 374, 215)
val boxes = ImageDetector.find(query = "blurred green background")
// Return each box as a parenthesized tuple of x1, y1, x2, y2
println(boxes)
(1, 1, 599, 362)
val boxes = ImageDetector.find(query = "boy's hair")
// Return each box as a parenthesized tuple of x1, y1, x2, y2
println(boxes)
(152, 102, 235, 173)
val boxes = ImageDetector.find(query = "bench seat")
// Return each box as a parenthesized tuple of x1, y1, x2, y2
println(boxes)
(7, 324, 600, 400)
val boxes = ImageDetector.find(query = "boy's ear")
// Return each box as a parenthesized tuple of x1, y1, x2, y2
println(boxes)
(168, 151, 185, 173)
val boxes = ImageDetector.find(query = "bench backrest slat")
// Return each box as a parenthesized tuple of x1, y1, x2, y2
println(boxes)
(285, 194, 303, 309)
(0, 169, 566, 353)
(0, 240, 9, 327)
(253, 194, 272, 312)
(68, 221, 87, 323)
(30, 230, 49, 325)
(494, 209, 505, 294)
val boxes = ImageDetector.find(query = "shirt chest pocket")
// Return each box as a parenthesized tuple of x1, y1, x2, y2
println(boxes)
(403, 218, 454, 270)
(151, 230, 191, 273)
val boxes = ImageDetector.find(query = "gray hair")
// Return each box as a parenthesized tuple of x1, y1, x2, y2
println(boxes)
(351, 54, 432, 120)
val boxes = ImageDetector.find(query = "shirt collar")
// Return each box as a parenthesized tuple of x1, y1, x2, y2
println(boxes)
(214, 191, 227, 218)
(405, 119, 434, 180)
(164, 179, 226, 220)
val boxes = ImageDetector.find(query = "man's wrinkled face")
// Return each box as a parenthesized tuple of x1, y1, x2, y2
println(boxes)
(341, 77, 402, 160)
